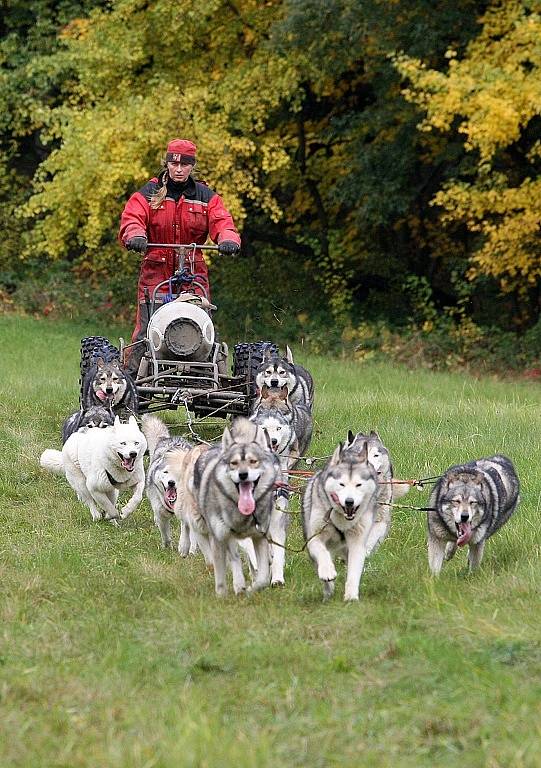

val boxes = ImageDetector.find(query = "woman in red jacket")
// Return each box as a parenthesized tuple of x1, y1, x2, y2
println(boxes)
(118, 138, 241, 375)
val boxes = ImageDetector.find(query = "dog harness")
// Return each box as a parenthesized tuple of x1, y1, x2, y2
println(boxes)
(105, 469, 122, 488)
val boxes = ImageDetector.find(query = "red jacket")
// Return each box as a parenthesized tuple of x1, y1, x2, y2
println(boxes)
(119, 175, 240, 302)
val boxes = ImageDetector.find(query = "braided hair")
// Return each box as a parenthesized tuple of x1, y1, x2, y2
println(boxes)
(149, 168, 169, 210)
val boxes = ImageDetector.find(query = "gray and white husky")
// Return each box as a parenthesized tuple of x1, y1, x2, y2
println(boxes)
(255, 346, 314, 410)
(252, 384, 312, 457)
(346, 429, 410, 555)
(81, 357, 138, 415)
(141, 414, 196, 552)
(40, 416, 147, 522)
(302, 442, 379, 601)
(250, 385, 312, 585)
(192, 418, 280, 597)
(427, 455, 520, 575)
(62, 405, 114, 444)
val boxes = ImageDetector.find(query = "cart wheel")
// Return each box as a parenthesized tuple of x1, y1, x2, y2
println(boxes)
(79, 336, 120, 407)
(232, 341, 279, 397)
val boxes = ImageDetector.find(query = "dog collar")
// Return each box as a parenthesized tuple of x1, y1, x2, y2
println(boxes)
(106, 469, 122, 487)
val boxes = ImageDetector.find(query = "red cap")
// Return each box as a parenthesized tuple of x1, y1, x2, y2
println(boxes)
(166, 139, 196, 164)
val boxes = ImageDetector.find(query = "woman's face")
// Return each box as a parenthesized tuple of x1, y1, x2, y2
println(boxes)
(167, 160, 193, 183)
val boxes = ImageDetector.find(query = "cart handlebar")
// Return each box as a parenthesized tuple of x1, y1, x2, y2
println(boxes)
(146, 242, 220, 250)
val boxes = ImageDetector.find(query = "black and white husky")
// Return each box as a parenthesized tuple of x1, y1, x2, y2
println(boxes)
(193, 418, 280, 597)
(302, 442, 379, 601)
(250, 385, 313, 585)
(427, 455, 520, 574)
(62, 405, 114, 444)
(141, 414, 196, 552)
(255, 346, 314, 410)
(346, 430, 410, 555)
(81, 357, 138, 415)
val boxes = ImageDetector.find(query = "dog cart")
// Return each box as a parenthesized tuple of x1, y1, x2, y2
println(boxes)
(79, 243, 277, 429)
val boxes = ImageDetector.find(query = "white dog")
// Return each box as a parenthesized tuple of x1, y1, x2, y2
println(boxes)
(40, 415, 147, 522)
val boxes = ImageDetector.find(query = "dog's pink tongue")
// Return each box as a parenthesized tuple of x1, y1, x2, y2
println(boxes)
(96, 390, 107, 402)
(165, 488, 177, 507)
(457, 521, 472, 547)
(238, 481, 255, 516)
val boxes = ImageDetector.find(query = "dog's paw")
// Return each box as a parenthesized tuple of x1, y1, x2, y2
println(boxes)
(318, 562, 337, 582)
(178, 540, 190, 557)
(271, 579, 285, 588)
(120, 506, 132, 520)
(91, 511, 103, 522)
(343, 592, 360, 602)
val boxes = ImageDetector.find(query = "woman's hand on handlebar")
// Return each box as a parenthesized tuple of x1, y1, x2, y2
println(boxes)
(126, 236, 148, 253)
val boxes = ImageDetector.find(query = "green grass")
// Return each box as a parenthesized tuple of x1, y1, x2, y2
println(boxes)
(1, 314, 541, 767)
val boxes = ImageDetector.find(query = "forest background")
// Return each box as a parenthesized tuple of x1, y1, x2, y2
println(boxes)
(2, 0, 541, 374)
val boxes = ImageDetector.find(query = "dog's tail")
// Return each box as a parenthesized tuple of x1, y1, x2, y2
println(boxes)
(40, 449, 65, 475)
(141, 414, 170, 458)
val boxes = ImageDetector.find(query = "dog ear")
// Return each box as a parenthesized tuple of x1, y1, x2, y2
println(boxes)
(263, 347, 273, 362)
(128, 415, 138, 429)
(369, 430, 380, 440)
(329, 442, 343, 465)
(285, 345, 294, 364)
(346, 429, 355, 446)
(114, 415, 121, 429)
(254, 424, 271, 450)
(356, 440, 368, 463)
(96, 357, 105, 368)
(222, 425, 233, 450)
(261, 384, 269, 399)
(279, 385, 289, 400)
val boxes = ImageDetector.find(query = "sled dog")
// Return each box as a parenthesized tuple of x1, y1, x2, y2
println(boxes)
(250, 385, 311, 585)
(81, 357, 139, 415)
(192, 418, 280, 596)
(40, 415, 146, 522)
(346, 430, 410, 555)
(252, 385, 312, 457)
(168, 438, 258, 572)
(62, 405, 114, 444)
(427, 455, 520, 575)
(255, 346, 314, 409)
(302, 441, 378, 601)
(141, 414, 197, 551)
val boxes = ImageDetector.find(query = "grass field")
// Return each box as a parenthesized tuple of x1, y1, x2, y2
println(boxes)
(2, 315, 541, 767)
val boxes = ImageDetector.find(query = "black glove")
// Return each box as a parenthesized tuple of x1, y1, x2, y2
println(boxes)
(218, 240, 240, 255)
(126, 236, 148, 253)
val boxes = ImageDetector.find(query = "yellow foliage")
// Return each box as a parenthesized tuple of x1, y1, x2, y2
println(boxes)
(394, 1, 541, 292)
(22, 0, 300, 262)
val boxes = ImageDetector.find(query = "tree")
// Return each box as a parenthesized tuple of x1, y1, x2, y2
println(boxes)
(395, 0, 541, 321)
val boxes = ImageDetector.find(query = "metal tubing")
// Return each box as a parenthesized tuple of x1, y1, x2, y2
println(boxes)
(146, 243, 220, 250)
(137, 386, 246, 399)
